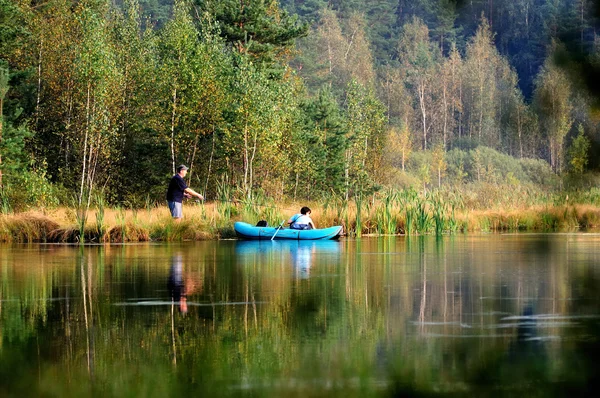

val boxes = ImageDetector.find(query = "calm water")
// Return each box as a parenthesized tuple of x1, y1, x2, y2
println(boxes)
(2, 235, 600, 397)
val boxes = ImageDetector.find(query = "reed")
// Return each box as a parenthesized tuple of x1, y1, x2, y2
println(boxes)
(95, 194, 106, 240)
(414, 200, 432, 234)
(2, 195, 600, 243)
(216, 179, 236, 221)
(115, 206, 127, 242)
(76, 208, 87, 243)
(447, 204, 461, 233)
(0, 191, 10, 215)
(374, 190, 399, 235)
(355, 194, 363, 238)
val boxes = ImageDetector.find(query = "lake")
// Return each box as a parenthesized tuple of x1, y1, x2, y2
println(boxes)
(1, 234, 600, 397)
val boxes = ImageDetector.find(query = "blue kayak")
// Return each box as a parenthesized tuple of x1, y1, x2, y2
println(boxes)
(234, 222, 343, 240)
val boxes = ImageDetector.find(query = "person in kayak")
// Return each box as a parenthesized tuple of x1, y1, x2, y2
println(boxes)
(288, 206, 316, 230)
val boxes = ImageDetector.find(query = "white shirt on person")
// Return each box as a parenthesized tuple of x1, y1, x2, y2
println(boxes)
(291, 214, 313, 229)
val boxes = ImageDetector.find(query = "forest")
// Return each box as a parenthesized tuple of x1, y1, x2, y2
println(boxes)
(1, 0, 600, 216)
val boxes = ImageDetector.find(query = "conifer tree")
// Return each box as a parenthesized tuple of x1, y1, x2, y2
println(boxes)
(195, 0, 308, 66)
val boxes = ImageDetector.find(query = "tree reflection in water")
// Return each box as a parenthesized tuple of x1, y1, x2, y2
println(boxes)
(0, 237, 600, 396)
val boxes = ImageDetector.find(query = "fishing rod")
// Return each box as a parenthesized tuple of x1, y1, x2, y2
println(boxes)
(194, 197, 299, 212)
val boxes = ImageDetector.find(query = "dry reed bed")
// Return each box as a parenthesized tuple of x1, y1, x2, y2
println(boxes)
(1, 202, 599, 243)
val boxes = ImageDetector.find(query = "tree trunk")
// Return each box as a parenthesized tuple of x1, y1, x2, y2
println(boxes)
(204, 131, 215, 197)
(442, 81, 448, 149)
(0, 98, 3, 189)
(517, 104, 523, 158)
(35, 38, 43, 128)
(401, 150, 405, 171)
(189, 131, 199, 176)
(79, 82, 91, 208)
(478, 75, 484, 142)
(249, 126, 259, 199)
(418, 81, 427, 150)
(344, 151, 350, 201)
(243, 119, 249, 196)
(294, 171, 299, 201)
(170, 86, 177, 175)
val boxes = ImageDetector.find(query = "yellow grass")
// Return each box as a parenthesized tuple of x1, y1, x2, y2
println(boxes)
(1, 201, 600, 243)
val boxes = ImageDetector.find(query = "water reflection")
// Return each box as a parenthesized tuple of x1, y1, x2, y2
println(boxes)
(1, 236, 600, 396)
(290, 242, 314, 278)
(235, 240, 341, 279)
(167, 254, 198, 313)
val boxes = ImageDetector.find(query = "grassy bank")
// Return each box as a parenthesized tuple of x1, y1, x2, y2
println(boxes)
(1, 186, 600, 243)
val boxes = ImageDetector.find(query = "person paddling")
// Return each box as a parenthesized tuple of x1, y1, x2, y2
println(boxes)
(166, 165, 204, 222)
(288, 206, 316, 230)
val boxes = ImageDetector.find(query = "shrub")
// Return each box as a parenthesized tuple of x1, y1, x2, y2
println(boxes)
(1, 165, 66, 212)
(519, 157, 558, 186)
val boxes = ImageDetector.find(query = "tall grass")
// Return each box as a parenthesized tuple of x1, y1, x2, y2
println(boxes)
(415, 200, 432, 234)
(215, 179, 236, 225)
(355, 193, 363, 238)
(95, 194, 106, 240)
(0, 190, 11, 214)
(374, 190, 399, 235)
(1, 193, 600, 243)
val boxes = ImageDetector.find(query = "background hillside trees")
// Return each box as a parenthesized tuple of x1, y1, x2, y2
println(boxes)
(0, 0, 599, 209)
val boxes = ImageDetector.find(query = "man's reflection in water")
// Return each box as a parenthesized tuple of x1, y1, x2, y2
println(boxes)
(507, 303, 548, 379)
(167, 254, 197, 313)
(291, 243, 315, 279)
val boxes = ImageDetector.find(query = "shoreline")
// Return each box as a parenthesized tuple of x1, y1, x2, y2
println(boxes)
(1, 202, 599, 243)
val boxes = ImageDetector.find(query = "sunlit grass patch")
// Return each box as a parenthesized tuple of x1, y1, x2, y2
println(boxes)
(104, 223, 150, 242)
(0, 212, 60, 243)
(573, 204, 600, 229)
(2, 192, 600, 243)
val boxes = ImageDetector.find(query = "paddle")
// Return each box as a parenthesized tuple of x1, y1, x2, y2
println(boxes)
(271, 220, 286, 241)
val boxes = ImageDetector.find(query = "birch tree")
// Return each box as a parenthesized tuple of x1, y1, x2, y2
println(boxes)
(533, 45, 573, 173)
(397, 17, 438, 150)
(73, 1, 120, 210)
(344, 80, 386, 197)
(0, 65, 8, 188)
(463, 16, 500, 147)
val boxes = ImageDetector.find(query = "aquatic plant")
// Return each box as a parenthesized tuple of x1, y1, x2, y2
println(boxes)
(374, 190, 399, 235)
(95, 194, 106, 239)
(415, 200, 432, 234)
(355, 194, 363, 237)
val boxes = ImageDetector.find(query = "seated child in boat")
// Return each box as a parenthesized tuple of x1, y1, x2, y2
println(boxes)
(288, 207, 316, 230)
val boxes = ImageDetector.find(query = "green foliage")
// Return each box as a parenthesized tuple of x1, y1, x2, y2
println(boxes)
(2, 0, 599, 211)
(297, 87, 347, 198)
(519, 157, 560, 186)
(195, 0, 308, 68)
(374, 189, 399, 235)
(568, 124, 591, 174)
(0, 0, 28, 62)
(344, 80, 387, 197)
(533, 42, 573, 173)
(1, 162, 62, 212)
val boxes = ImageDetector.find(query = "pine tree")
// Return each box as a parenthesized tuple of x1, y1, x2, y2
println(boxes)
(195, 0, 308, 66)
(302, 88, 347, 195)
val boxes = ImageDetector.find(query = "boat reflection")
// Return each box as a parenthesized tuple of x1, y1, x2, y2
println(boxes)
(235, 240, 341, 278)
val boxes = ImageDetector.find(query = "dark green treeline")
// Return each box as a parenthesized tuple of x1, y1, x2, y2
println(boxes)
(1, 0, 599, 210)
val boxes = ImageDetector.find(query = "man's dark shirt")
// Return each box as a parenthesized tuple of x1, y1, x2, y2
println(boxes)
(166, 174, 188, 202)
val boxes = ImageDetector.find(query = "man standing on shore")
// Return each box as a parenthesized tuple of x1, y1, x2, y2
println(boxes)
(167, 165, 204, 221)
